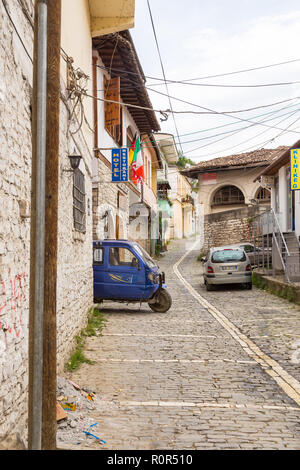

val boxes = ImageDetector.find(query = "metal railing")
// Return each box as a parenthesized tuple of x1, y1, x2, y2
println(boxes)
(253, 209, 291, 282)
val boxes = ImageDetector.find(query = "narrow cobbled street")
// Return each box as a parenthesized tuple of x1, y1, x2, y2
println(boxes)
(61, 239, 300, 450)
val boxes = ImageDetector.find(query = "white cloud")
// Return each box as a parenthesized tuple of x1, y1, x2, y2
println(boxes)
(133, 4, 300, 160)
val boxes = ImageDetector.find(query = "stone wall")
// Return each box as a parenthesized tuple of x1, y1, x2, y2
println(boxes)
(202, 206, 260, 252)
(0, 0, 95, 444)
(0, 0, 34, 440)
(56, 86, 94, 372)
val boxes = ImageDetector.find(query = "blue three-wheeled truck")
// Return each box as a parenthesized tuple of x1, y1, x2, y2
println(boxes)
(93, 239, 172, 313)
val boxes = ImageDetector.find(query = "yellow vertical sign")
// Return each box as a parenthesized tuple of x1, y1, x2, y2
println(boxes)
(290, 149, 300, 190)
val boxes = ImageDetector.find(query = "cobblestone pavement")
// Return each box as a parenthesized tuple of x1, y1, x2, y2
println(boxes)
(64, 238, 300, 450)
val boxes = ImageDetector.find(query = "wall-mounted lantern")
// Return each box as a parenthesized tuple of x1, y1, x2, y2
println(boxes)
(62, 149, 82, 172)
(68, 149, 82, 170)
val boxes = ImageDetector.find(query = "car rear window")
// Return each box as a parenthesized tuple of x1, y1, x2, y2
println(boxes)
(211, 249, 246, 263)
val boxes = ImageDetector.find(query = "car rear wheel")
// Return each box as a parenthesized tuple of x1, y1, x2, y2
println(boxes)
(206, 283, 215, 291)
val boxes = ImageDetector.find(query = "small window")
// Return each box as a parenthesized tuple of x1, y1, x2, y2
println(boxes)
(256, 187, 271, 202)
(109, 247, 139, 268)
(73, 169, 86, 233)
(93, 247, 104, 265)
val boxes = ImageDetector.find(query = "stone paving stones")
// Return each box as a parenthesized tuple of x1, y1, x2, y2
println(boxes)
(64, 239, 300, 450)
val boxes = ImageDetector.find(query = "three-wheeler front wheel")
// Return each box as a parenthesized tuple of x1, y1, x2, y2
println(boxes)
(148, 289, 172, 313)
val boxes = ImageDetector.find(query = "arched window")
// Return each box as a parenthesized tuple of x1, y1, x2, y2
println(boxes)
(212, 185, 245, 206)
(256, 187, 271, 202)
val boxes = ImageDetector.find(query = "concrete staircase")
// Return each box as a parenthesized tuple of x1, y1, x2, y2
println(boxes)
(283, 232, 300, 282)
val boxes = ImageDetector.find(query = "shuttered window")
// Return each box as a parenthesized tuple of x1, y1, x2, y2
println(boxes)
(73, 169, 86, 233)
(104, 76, 122, 146)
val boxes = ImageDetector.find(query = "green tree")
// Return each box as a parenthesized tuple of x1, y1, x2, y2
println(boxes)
(176, 155, 194, 169)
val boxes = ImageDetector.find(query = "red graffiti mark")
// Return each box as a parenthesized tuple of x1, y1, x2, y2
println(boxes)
(0, 280, 7, 329)
(0, 273, 26, 337)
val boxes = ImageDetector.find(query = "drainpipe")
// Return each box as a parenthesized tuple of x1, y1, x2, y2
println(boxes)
(29, 0, 47, 450)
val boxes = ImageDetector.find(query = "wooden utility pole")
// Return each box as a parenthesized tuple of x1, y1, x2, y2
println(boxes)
(42, 0, 61, 450)
(29, 0, 61, 450)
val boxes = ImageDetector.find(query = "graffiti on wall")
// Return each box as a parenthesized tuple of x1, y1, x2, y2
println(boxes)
(0, 272, 26, 339)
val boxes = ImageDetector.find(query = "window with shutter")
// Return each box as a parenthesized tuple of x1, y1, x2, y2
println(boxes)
(104, 76, 122, 146)
(73, 169, 86, 233)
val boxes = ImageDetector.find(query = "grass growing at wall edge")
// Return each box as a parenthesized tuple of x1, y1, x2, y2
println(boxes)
(252, 272, 299, 305)
(66, 307, 108, 372)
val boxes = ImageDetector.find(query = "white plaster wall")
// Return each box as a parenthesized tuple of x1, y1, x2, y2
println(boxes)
(197, 167, 268, 215)
(278, 166, 288, 232)
(294, 190, 300, 239)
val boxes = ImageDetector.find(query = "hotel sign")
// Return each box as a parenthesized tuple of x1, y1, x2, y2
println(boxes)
(112, 148, 129, 182)
(290, 149, 300, 190)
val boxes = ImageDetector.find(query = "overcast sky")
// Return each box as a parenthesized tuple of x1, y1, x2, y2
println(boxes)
(131, 0, 300, 162)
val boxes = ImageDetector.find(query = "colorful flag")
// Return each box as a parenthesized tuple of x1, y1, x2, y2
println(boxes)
(129, 135, 144, 185)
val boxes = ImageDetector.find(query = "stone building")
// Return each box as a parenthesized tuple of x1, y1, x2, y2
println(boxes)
(181, 147, 286, 250)
(0, 0, 136, 445)
(91, 30, 161, 253)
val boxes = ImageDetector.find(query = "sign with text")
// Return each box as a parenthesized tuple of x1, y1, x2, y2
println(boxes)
(202, 173, 217, 185)
(112, 148, 128, 183)
(290, 149, 300, 190)
(260, 175, 275, 187)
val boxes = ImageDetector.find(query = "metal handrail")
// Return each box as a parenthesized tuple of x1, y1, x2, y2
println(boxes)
(270, 208, 290, 256)
(253, 209, 292, 282)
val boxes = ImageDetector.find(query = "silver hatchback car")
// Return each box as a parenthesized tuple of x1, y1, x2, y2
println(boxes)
(202, 246, 252, 291)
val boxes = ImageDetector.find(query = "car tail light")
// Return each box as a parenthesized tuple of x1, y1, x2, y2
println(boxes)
(246, 264, 251, 272)
(207, 266, 214, 273)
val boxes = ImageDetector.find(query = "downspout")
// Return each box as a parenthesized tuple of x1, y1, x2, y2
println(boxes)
(31, 0, 47, 450)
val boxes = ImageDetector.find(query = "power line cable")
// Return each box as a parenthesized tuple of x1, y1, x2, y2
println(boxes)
(93, 58, 300, 87)
(86, 91, 300, 137)
(185, 108, 300, 155)
(2, 0, 33, 63)
(180, 106, 300, 150)
(138, 102, 300, 149)
(186, 115, 300, 160)
(147, 58, 300, 85)
(96, 66, 300, 116)
(146, 0, 183, 153)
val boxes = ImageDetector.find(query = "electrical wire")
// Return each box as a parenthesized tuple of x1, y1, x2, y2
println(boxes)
(146, 0, 183, 153)
(131, 102, 300, 150)
(95, 62, 300, 116)
(185, 116, 300, 160)
(179, 106, 300, 149)
(86, 91, 300, 137)
(185, 108, 300, 155)
(2, 0, 33, 63)
(93, 58, 300, 88)
(146, 58, 300, 85)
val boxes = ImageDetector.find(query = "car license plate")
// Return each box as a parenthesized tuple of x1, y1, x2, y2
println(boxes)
(222, 266, 237, 271)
